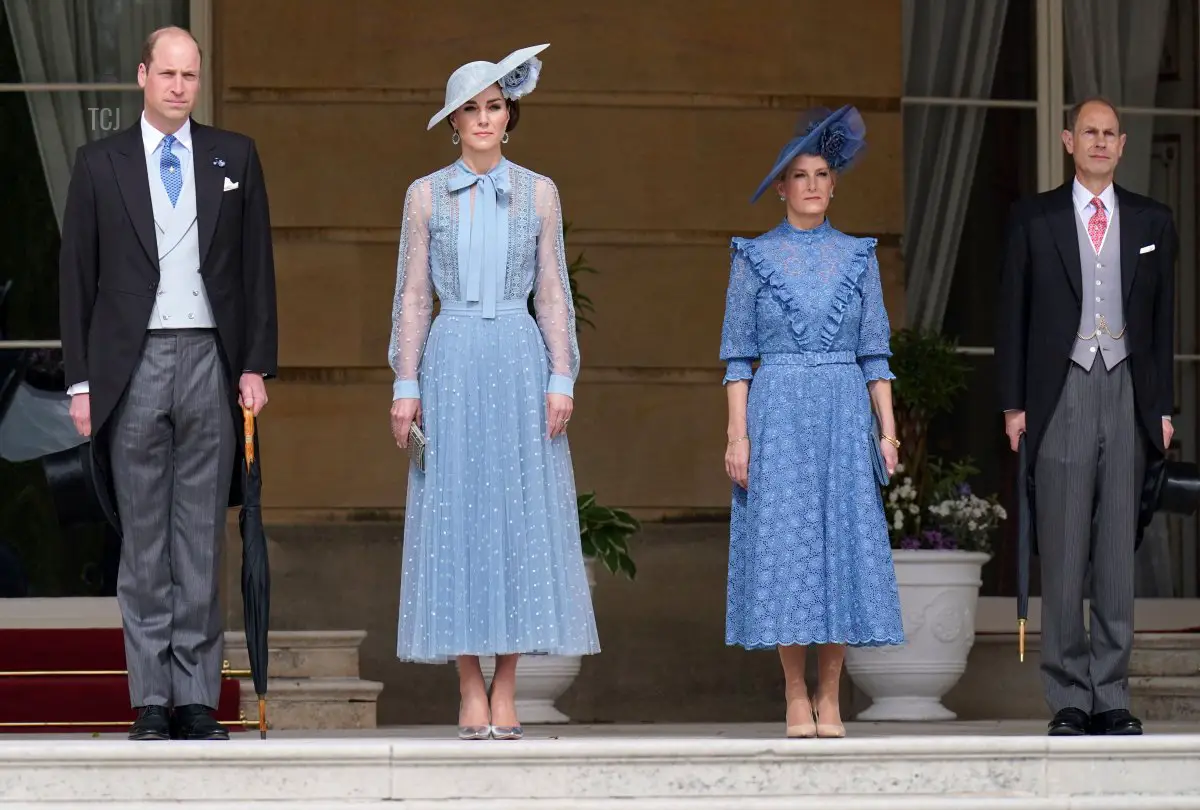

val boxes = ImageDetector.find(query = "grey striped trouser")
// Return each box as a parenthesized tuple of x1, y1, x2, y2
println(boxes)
(1035, 358, 1143, 714)
(111, 330, 234, 710)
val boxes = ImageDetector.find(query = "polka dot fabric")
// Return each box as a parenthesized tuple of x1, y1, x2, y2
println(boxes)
(389, 159, 599, 664)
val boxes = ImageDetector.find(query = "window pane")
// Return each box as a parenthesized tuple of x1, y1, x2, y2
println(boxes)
(0, 86, 149, 598)
(0, 90, 144, 339)
(1143, 121, 1200, 598)
(0, 8, 153, 598)
(912, 109, 1035, 598)
(1063, 0, 1199, 111)
(904, 0, 1035, 101)
(0, 0, 188, 85)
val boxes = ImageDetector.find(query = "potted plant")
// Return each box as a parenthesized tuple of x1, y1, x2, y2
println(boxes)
(844, 328, 1007, 721)
(526, 223, 638, 578)
(482, 227, 639, 723)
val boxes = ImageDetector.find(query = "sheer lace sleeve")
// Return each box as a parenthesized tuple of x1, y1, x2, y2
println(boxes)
(719, 241, 760, 384)
(533, 176, 580, 398)
(856, 242, 896, 382)
(388, 178, 434, 400)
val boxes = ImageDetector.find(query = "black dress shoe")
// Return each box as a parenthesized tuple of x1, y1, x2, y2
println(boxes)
(1090, 708, 1144, 736)
(170, 704, 230, 740)
(1048, 707, 1090, 736)
(129, 705, 170, 741)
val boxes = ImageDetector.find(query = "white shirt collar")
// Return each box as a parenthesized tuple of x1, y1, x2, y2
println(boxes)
(140, 112, 192, 156)
(1072, 176, 1115, 217)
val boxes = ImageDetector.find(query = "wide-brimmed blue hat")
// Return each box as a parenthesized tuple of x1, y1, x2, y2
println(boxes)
(427, 44, 548, 130)
(750, 105, 867, 203)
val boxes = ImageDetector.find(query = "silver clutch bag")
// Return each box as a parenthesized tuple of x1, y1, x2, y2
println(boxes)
(408, 422, 426, 472)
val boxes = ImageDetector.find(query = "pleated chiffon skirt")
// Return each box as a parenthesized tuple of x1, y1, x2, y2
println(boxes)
(395, 302, 601, 664)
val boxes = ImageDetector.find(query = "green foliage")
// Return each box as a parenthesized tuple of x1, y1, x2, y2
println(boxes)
(526, 220, 640, 578)
(880, 328, 1005, 555)
(888, 327, 971, 488)
(577, 491, 638, 580)
(527, 221, 597, 331)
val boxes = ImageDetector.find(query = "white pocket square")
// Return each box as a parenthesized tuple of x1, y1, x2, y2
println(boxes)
(1139, 243, 1156, 254)
(223, 177, 239, 192)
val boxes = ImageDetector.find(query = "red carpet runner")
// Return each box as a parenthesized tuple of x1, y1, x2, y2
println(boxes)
(0, 628, 243, 734)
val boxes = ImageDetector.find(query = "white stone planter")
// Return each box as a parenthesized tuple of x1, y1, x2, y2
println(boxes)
(844, 549, 990, 721)
(477, 559, 597, 724)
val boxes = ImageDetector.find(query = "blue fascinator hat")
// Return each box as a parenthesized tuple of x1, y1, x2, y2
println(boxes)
(749, 104, 867, 203)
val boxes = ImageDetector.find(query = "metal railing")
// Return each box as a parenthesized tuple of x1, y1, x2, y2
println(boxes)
(0, 340, 62, 349)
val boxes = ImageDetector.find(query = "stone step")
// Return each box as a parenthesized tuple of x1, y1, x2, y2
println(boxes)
(239, 678, 384, 731)
(3, 735, 1200, 807)
(1132, 676, 1200, 721)
(2, 800, 1199, 809)
(222, 630, 365, 678)
(1129, 633, 1200, 677)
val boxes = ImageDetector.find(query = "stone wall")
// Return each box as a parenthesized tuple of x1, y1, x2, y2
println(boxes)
(211, 0, 905, 723)
(212, 0, 905, 520)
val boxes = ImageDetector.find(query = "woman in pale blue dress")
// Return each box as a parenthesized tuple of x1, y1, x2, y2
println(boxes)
(720, 106, 905, 738)
(387, 44, 600, 740)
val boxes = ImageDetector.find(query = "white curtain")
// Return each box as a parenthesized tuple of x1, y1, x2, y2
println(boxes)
(902, 0, 1011, 331)
(1064, 0, 1171, 196)
(1, 0, 186, 230)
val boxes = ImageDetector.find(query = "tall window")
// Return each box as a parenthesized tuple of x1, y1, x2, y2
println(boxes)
(0, 1, 194, 597)
(904, 0, 1200, 601)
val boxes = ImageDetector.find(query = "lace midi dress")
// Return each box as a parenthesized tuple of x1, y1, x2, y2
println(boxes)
(719, 218, 905, 649)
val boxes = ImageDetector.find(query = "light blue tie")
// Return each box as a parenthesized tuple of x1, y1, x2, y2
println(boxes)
(160, 134, 182, 207)
(447, 160, 511, 319)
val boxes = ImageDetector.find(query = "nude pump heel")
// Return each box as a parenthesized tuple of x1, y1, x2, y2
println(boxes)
(785, 695, 817, 738)
(815, 707, 846, 738)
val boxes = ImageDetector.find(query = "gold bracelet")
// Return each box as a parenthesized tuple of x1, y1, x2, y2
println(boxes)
(881, 434, 901, 449)
(727, 435, 749, 446)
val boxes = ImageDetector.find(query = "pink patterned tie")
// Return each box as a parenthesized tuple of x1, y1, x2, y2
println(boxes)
(1087, 197, 1107, 253)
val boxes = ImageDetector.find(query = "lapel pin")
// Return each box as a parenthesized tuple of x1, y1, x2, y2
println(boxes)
(213, 158, 225, 167)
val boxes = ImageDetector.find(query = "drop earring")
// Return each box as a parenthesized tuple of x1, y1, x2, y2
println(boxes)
(451, 130, 460, 145)
(502, 132, 510, 144)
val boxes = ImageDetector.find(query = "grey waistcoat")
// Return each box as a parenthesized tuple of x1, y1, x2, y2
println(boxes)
(1069, 202, 1127, 370)
(147, 159, 216, 330)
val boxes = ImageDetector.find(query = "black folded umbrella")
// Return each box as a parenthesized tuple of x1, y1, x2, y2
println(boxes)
(1016, 433, 1033, 662)
(239, 405, 270, 739)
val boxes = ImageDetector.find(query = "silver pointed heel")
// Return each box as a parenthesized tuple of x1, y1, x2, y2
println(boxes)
(485, 680, 523, 740)
(458, 725, 492, 740)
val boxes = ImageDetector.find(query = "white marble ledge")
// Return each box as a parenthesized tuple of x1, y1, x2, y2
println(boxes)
(4, 799, 1200, 810)
(5, 736, 1200, 804)
(5, 734, 1200, 761)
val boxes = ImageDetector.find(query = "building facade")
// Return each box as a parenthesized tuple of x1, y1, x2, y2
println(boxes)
(1, 0, 1197, 725)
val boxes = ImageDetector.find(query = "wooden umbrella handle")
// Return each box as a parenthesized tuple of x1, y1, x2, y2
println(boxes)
(242, 405, 255, 469)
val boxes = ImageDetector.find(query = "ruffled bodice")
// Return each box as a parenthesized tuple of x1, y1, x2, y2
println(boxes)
(718, 218, 895, 383)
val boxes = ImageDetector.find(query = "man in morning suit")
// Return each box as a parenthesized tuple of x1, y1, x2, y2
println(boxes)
(996, 97, 1177, 737)
(59, 26, 278, 741)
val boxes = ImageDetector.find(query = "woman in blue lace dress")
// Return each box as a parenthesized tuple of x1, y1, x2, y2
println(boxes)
(387, 44, 600, 740)
(720, 106, 905, 738)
